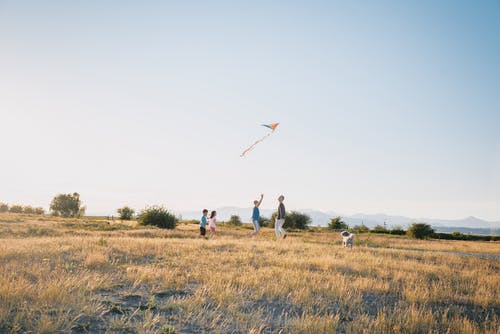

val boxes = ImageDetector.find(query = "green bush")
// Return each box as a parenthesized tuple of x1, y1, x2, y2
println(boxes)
(34, 207, 45, 215)
(258, 216, 270, 227)
(0, 203, 9, 212)
(138, 206, 177, 229)
(117, 206, 135, 220)
(50, 193, 85, 217)
(286, 211, 311, 230)
(9, 205, 23, 213)
(407, 223, 434, 239)
(23, 206, 36, 214)
(431, 232, 499, 241)
(371, 225, 388, 234)
(351, 224, 370, 233)
(390, 227, 406, 235)
(227, 215, 242, 226)
(328, 216, 348, 230)
(268, 211, 311, 230)
(269, 212, 278, 228)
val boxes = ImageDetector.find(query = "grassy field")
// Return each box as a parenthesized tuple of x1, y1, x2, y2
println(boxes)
(0, 213, 499, 333)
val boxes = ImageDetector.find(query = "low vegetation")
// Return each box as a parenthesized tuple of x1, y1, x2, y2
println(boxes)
(227, 215, 242, 226)
(117, 206, 135, 220)
(50, 192, 86, 217)
(0, 212, 498, 333)
(137, 206, 177, 229)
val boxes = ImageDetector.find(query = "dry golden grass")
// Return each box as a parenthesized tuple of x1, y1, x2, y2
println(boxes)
(0, 212, 498, 333)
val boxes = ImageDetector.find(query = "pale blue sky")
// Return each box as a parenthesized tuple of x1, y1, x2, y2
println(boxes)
(1, 1, 499, 220)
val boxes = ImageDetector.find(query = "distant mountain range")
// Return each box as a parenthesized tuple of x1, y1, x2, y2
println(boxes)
(175, 207, 500, 235)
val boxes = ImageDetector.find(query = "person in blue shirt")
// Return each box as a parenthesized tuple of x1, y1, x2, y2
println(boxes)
(200, 209, 208, 239)
(251, 194, 264, 236)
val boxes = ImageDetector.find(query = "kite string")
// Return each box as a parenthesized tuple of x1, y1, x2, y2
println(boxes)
(240, 131, 273, 157)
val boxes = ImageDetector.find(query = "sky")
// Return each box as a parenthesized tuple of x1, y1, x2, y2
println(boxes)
(0, 0, 499, 220)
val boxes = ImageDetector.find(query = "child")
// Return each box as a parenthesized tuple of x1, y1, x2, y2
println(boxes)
(200, 209, 208, 239)
(251, 193, 264, 236)
(208, 210, 217, 238)
(275, 195, 286, 239)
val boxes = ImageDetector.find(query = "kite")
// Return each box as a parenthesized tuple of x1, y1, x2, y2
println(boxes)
(240, 123, 280, 157)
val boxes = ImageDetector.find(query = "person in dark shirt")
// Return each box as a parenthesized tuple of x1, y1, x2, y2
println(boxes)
(275, 195, 286, 239)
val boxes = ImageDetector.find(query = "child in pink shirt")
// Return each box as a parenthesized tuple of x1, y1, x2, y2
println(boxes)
(208, 211, 217, 238)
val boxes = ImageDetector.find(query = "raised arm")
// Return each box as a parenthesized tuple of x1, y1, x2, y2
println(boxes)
(256, 193, 264, 207)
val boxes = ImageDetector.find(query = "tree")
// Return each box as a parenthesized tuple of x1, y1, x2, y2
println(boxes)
(352, 224, 370, 233)
(267, 211, 311, 230)
(390, 226, 406, 235)
(259, 216, 270, 227)
(328, 216, 348, 230)
(138, 206, 177, 229)
(0, 203, 8, 213)
(23, 206, 36, 214)
(50, 193, 85, 217)
(286, 211, 311, 230)
(228, 215, 242, 226)
(407, 223, 434, 239)
(372, 225, 388, 233)
(117, 206, 135, 220)
(34, 207, 45, 215)
(9, 205, 23, 213)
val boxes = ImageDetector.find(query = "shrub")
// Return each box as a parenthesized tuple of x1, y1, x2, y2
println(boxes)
(23, 206, 36, 214)
(227, 215, 242, 226)
(328, 216, 348, 230)
(269, 212, 278, 228)
(390, 227, 406, 235)
(407, 223, 434, 239)
(268, 211, 311, 230)
(50, 193, 85, 217)
(351, 224, 370, 233)
(286, 211, 311, 230)
(9, 205, 23, 213)
(34, 207, 45, 215)
(0, 203, 9, 212)
(117, 206, 135, 220)
(259, 216, 270, 227)
(371, 225, 388, 234)
(138, 206, 177, 229)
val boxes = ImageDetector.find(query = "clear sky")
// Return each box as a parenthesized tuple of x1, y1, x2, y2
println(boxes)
(1, 1, 499, 220)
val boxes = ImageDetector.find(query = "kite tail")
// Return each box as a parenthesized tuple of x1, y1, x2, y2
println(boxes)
(240, 132, 273, 157)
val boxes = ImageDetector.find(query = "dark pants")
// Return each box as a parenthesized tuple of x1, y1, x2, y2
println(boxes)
(200, 226, 206, 236)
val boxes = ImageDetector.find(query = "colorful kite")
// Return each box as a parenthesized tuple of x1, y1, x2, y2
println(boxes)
(240, 123, 280, 157)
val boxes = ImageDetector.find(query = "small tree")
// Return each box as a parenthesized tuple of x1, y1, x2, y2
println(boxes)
(352, 224, 370, 233)
(50, 193, 85, 217)
(390, 226, 406, 235)
(372, 225, 388, 234)
(23, 206, 36, 214)
(34, 207, 45, 215)
(259, 216, 270, 227)
(269, 212, 278, 228)
(286, 211, 311, 230)
(0, 203, 9, 213)
(228, 215, 242, 226)
(117, 206, 135, 220)
(328, 216, 348, 230)
(9, 205, 23, 213)
(138, 206, 177, 229)
(407, 223, 434, 239)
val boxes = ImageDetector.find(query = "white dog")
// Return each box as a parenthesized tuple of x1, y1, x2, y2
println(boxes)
(341, 231, 354, 248)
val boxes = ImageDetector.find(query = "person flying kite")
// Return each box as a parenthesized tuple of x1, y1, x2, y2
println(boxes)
(240, 123, 279, 157)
